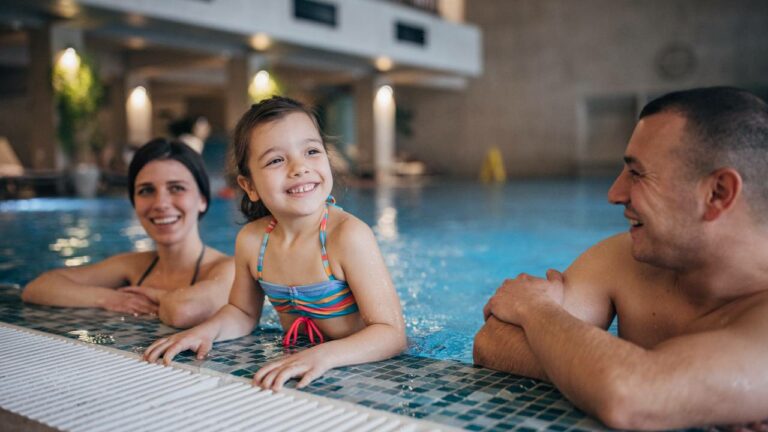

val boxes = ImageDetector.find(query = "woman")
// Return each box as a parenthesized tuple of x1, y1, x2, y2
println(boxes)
(22, 139, 234, 328)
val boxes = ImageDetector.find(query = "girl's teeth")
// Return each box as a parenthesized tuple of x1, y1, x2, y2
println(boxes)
(289, 184, 316, 194)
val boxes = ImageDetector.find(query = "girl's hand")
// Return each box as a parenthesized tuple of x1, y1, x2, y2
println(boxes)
(101, 290, 158, 315)
(143, 327, 215, 365)
(252, 347, 332, 391)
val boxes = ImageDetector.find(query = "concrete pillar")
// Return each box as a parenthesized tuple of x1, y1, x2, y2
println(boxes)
(373, 80, 396, 182)
(353, 76, 375, 177)
(27, 25, 56, 170)
(225, 55, 249, 132)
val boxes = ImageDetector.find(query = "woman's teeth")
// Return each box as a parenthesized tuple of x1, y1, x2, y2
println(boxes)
(152, 216, 180, 225)
(288, 183, 316, 194)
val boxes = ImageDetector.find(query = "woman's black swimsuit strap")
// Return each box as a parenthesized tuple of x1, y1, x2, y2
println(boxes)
(136, 246, 206, 286)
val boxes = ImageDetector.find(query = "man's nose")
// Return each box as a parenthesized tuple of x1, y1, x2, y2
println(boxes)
(607, 169, 629, 205)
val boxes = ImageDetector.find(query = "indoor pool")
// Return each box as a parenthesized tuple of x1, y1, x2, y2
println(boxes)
(0, 179, 625, 363)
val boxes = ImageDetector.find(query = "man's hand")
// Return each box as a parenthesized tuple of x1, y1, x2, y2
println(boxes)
(483, 269, 565, 326)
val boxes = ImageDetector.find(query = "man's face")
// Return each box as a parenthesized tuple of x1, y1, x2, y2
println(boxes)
(607, 112, 706, 269)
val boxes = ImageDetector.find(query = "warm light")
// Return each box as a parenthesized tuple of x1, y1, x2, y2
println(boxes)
(375, 56, 393, 72)
(375, 85, 394, 106)
(254, 70, 270, 90)
(126, 13, 148, 26)
(128, 86, 149, 109)
(55, 0, 80, 18)
(127, 86, 152, 146)
(58, 47, 80, 75)
(126, 37, 146, 50)
(250, 33, 272, 51)
(249, 70, 279, 102)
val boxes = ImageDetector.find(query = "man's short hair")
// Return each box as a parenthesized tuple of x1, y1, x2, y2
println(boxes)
(640, 86, 768, 220)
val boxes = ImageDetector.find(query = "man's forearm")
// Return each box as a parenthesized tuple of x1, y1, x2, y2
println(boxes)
(473, 316, 548, 380)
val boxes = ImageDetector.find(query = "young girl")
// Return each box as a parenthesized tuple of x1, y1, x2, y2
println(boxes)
(144, 96, 406, 390)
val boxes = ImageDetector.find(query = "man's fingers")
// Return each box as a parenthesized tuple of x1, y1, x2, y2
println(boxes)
(482, 301, 492, 320)
(546, 269, 564, 283)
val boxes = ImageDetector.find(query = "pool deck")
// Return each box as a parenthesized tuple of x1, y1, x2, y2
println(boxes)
(0, 285, 609, 431)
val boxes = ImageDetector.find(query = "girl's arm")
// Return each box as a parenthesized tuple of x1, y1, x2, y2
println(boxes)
(144, 225, 267, 364)
(254, 218, 406, 390)
(22, 253, 158, 315)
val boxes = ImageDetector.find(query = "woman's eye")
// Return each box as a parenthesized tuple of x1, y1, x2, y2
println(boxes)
(136, 187, 153, 196)
(169, 185, 186, 193)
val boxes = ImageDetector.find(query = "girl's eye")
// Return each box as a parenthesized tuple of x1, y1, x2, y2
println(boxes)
(307, 148, 321, 155)
(265, 157, 284, 167)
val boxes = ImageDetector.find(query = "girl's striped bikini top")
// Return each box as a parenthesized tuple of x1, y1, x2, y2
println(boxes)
(256, 201, 359, 321)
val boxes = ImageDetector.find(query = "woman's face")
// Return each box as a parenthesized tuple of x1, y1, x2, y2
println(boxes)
(133, 159, 207, 246)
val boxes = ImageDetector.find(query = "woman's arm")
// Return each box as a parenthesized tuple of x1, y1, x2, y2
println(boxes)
(144, 225, 267, 364)
(122, 255, 236, 328)
(22, 253, 158, 314)
(254, 217, 406, 390)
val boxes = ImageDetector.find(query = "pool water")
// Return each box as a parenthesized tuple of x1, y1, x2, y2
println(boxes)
(0, 179, 625, 363)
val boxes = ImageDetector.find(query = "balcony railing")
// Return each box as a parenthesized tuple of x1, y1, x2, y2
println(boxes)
(386, 0, 439, 15)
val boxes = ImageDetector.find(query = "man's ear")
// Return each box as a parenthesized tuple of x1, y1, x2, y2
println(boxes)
(236, 175, 259, 202)
(703, 168, 742, 221)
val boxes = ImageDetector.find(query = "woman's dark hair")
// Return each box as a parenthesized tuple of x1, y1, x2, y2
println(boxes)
(232, 96, 324, 222)
(128, 138, 211, 219)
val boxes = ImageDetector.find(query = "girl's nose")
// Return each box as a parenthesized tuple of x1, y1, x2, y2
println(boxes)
(290, 161, 310, 177)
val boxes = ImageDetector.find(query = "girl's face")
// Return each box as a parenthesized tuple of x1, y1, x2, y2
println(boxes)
(133, 159, 207, 246)
(237, 112, 333, 219)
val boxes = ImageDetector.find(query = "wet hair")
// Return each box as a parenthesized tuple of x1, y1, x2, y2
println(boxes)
(639, 86, 768, 219)
(128, 138, 211, 219)
(232, 96, 325, 222)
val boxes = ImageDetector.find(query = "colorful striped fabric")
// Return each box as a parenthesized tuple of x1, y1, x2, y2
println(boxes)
(256, 198, 359, 336)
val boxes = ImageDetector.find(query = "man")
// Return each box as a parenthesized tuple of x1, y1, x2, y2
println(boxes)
(474, 87, 768, 429)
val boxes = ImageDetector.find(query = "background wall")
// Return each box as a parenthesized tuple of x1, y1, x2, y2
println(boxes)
(398, 0, 768, 177)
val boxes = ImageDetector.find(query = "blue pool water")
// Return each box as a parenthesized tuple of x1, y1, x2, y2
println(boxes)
(0, 179, 625, 363)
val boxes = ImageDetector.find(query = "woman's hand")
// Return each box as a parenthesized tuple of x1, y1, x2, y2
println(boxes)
(143, 326, 215, 365)
(252, 347, 333, 391)
(119, 285, 167, 303)
(101, 289, 158, 315)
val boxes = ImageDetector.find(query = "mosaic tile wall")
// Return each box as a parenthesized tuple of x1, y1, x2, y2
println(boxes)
(0, 284, 608, 431)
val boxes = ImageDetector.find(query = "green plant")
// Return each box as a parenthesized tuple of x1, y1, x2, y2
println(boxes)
(52, 49, 104, 163)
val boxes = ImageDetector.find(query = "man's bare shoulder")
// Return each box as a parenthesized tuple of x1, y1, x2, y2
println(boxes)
(568, 234, 650, 282)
